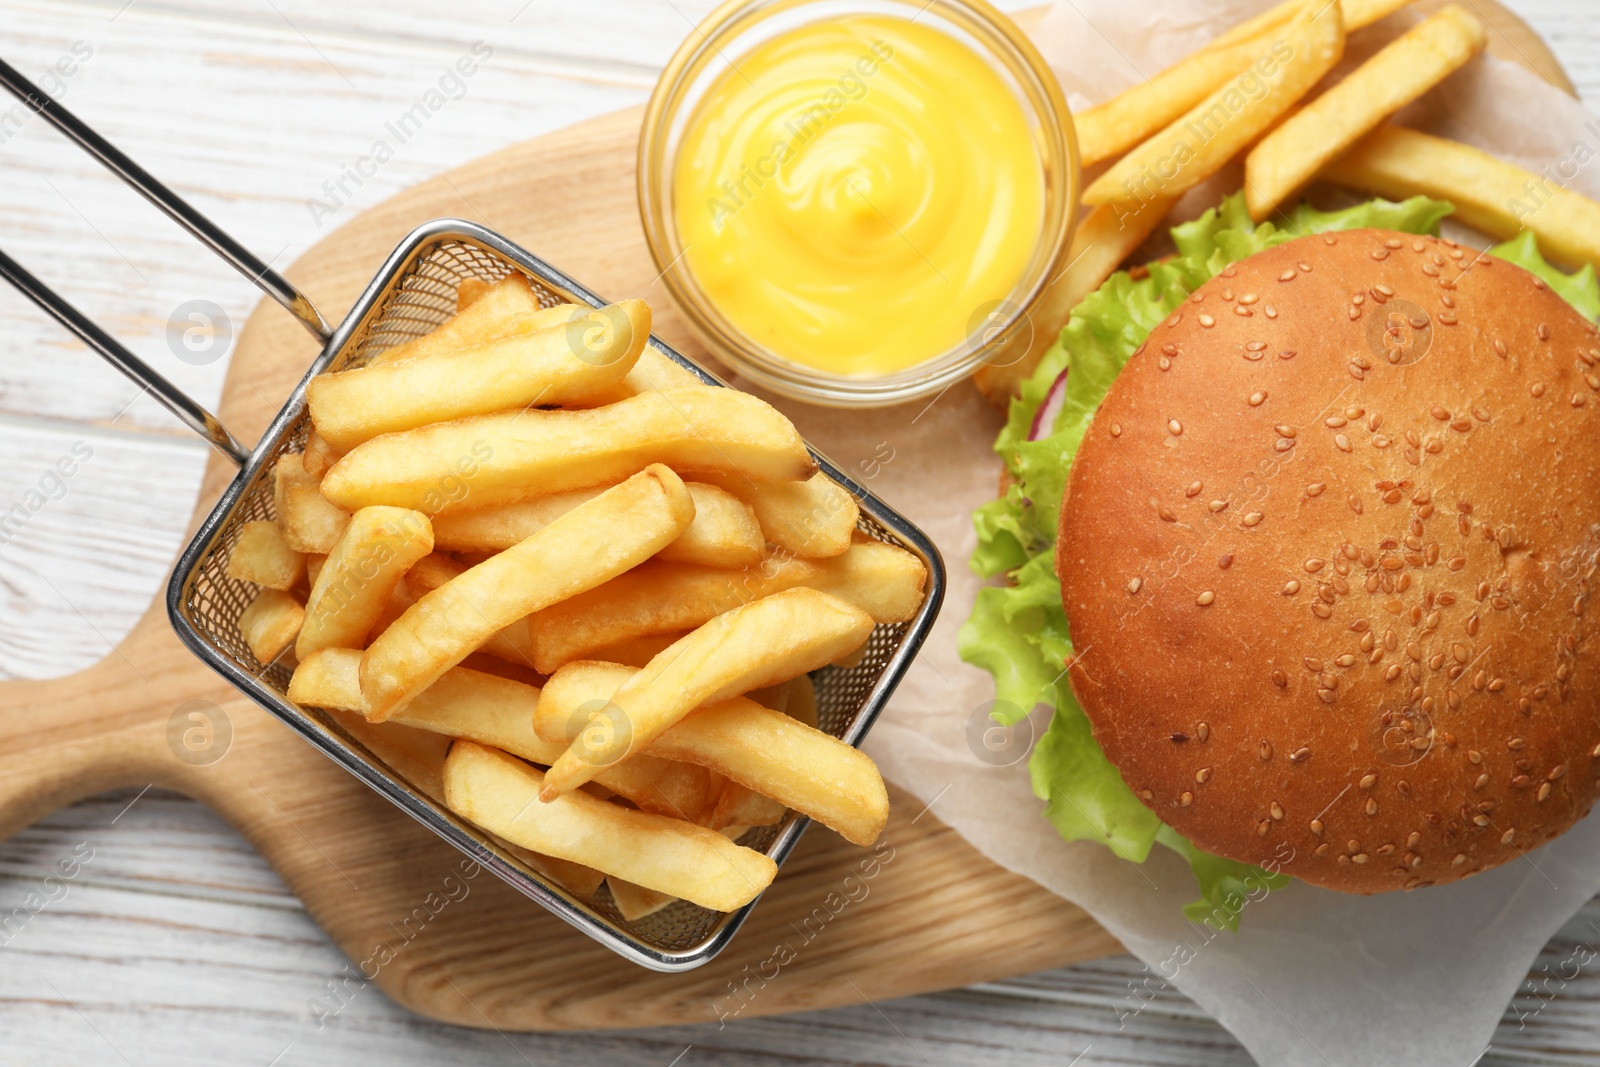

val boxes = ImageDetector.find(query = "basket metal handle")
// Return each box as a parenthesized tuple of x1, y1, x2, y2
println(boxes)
(0, 56, 336, 467)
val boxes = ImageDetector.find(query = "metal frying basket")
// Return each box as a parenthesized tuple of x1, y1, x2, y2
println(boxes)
(0, 61, 944, 970)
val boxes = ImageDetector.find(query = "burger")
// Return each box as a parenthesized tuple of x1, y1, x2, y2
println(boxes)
(961, 193, 1600, 918)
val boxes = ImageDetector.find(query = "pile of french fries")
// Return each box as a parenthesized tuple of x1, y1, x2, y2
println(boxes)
(976, 0, 1600, 402)
(225, 275, 928, 918)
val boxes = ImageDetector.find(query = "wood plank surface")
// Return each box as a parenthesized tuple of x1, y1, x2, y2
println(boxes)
(0, 0, 1596, 1063)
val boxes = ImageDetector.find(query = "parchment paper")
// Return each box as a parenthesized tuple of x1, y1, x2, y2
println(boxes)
(726, 5, 1600, 1064)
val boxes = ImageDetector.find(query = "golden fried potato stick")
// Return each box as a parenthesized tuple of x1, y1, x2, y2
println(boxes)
(238, 589, 304, 663)
(443, 740, 775, 912)
(322, 388, 815, 515)
(694, 470, 858, 559)
(608, 877, 676, 921)
(274, 454, 350, 554)
(367, 274, 565, 367)
(290, 650, 712, 820)
(432, 482, 763, 569)
(1245, 4, 1486, 220)
(539, 660, 887, 844)
(456, 277, 493, 312)
(1079, 0, 1412, 165)
(710, 784, 786, 831)
(302, 430, 341, 479)
(530, 540, 927, 673)
(1084, 3, 1345, 207)
(400, 554, 537, 670)
(538, 588, 874, 799)
(973, 193, 1178, 404)
(307, 301, 650, 451)
(297, 506, 433, 659)
(226, 520, 304, 591)
(1323, 126, 1600, 272)
(360, 464, 694, 720)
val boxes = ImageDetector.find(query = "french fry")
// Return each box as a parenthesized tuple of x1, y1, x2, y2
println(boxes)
(695, 471, 857, 559)
(1083, 3, 1345, 207)
(226, 520, 304, 591)
(238, 589, 304, 663)
(496, 834, 607, 899)
(402, 554, 537, 669)
(302, 430, 341, 479)
(306, 554, 327, 589)
(1077, 0, 1411, 165)
(443, 740, 776, 911)
(360, 465, 695, 721)
(608, 877, 676, 921)
(368, 274, 539, 366)
(588, 631, 689, 669)
(1324, 126, 1600, 271)
(711, 784, 786, 830)
(324, 708, 453, 802)
(579, 348, 708, 406)
(530, 540, 927, 673)
(1245, 5, 1486, 220)
(297, 506, 433, 659)
(539, 588, 874, 798)
(658, 484, 765, 568)
(307, 301, 651, 451)
(323, 389, 815, 515)
(274, 454, 350, 554)
(290, 650, 711, 819)
(1213, 0, 1408, 48)
(456, 277, 492, 312)
(974, 193, 1178, 403)
(749, 675, 820, 729)
(539, 661, 886, 844)
(433, 482, 763, 569)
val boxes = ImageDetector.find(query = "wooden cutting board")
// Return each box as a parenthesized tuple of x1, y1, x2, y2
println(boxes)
(0, 1, 1567, 1031)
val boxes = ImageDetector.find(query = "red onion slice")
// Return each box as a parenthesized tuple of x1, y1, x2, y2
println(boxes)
(1028, 367, 1069, 442)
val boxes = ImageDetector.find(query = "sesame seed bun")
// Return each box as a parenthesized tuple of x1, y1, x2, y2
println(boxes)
(1057, 228, 1600, 894)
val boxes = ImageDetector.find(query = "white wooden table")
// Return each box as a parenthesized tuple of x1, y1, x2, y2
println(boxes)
(0, 2, 1594, 1063)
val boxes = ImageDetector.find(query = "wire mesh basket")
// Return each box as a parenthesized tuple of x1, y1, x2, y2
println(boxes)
(0, 61, 944, 970)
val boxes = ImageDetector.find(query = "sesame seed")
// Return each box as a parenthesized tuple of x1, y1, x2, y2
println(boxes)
(1298, 262, 1313, 273)
(1195, 768, 1212, 784)
(1538, 782, 1553, 802)
(1334, 433, 1352, 452)
(1198, 314, 1216, 328)
(1197, 722, 1210, 742)
(1475, 773, 1490, 789)
(1279, 269, 1297, 282)
(1243, 512, 1263, 527)
(1126, 578, 1142, 594)
(1110, 423, 1123, 437)
(1365, 798, 1379, 816)
(1196, 591, 1215, 606)
(1158, 506, 1177, 522)
(1259, 740, 1273, 761)
(1452, 853, 1466, 867)
(1248, 391, 1267, 406)
(1533, 383, 1547, 398)
(1352, 853, 1370, 864)
(1168, 419, 1183, 435)
(1310, 819, 1325, 835)
(1539, 324, 1551, 341)
(1502, 829, 1516, 844)
(1283, 581, 1301, 595)
(1275, 425, 1297, 438)
(1291, 746, 1311, 762)
(1305, 558, 1325, 573)
(1186, 481, 1203, 497)
(1209, 499, 1228, 512)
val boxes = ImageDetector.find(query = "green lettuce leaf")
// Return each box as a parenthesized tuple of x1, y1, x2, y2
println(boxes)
(1489, 229, 1600, 321)
(960, 192, 1454, 921)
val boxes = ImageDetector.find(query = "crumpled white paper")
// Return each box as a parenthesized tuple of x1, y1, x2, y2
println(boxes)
(733, 4, 1600, 1064)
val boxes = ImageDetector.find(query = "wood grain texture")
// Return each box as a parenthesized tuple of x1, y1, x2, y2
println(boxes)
(0, 0, 1594, 1062)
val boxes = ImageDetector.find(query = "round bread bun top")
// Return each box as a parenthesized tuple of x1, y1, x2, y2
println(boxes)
(1058, 228, 1600, 895)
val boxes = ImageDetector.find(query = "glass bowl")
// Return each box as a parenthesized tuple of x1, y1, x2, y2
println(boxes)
(638, 0, 1080, 407)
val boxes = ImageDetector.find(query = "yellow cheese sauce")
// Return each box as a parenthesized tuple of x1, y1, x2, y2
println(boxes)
(673, 14, 1044, 377)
